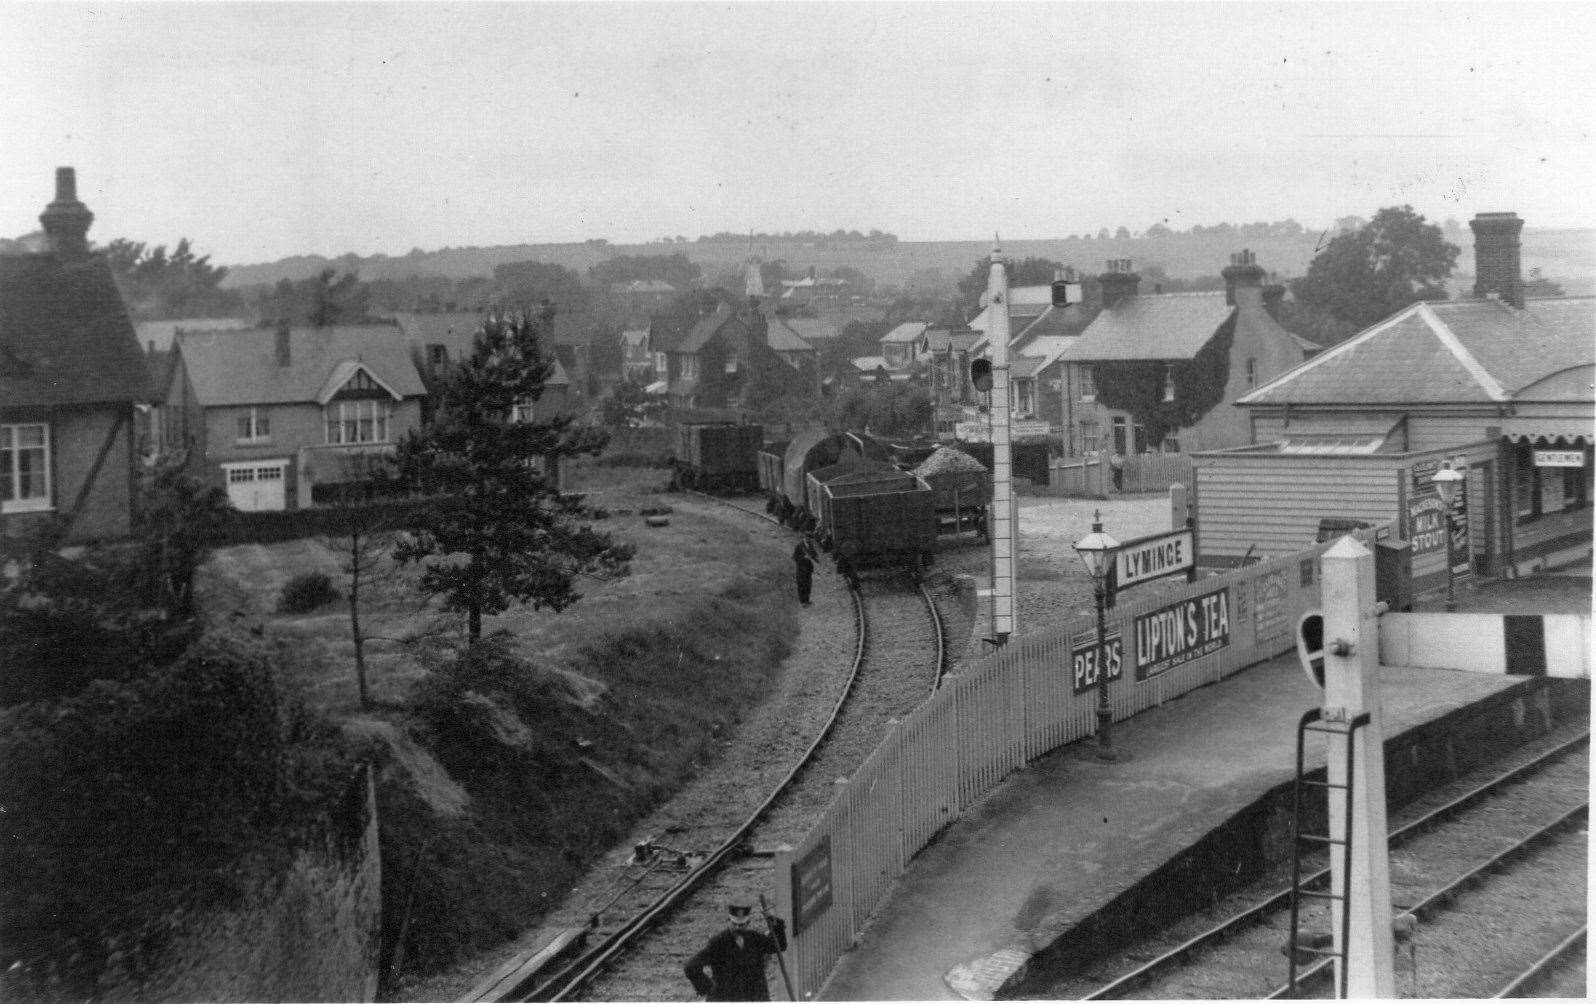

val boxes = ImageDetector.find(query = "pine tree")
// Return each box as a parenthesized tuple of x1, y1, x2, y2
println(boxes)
(394, 312, 633, 642)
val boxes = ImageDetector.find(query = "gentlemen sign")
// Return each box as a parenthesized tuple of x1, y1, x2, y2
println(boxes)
(1070, 630, 1123, 695)
(1113, 528, 1194, 588)
(1133, 587, 1232, 681)
(1534, 450, 1585, 468)
(791, 836, 832, 934)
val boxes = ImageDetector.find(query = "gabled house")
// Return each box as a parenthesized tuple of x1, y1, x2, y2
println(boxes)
(619, 328, 652, 383)
(393, 311, 571, 423)
(1201, 212, 1594, 580)
(1, 168, 150, 544)
(1055, 254, 1316, 457)
(879, 322, 930, 369)
(764, 314, 820, 373)
(163, 325, 426, 511)
(648, 291, 777, 409)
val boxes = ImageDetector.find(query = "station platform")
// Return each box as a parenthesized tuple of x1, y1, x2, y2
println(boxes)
(818, 575, 1591, 1001)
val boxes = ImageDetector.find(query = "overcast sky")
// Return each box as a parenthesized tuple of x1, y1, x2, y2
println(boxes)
(3, 1, 1592, 265)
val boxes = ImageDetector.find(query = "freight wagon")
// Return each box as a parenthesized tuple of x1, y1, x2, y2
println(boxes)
(671, 422, 764, 492)
(822, 471, 937, 571)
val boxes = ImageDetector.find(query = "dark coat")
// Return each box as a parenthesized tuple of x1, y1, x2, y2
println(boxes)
(684, 926, 784, 1001)
(793, 542, 816, 582)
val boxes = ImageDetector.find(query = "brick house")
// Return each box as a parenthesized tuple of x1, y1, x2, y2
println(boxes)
(1056, 255, 1316, 457)
(1, 168, 150, 544)
(648, 291, 781, 410)
(162, 325, 427, 511)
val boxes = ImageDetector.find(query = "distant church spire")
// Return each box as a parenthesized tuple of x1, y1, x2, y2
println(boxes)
(744, 257, 765, 299)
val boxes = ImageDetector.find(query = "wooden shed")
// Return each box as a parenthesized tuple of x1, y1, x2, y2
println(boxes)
(1193, 438, 1501, 595)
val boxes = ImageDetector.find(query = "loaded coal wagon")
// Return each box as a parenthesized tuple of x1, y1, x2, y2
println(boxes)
(821, 469, 937, 571)
(913, 445, 990, 536)
(672, 422, 764, 492)
(806, 460, 899, 535)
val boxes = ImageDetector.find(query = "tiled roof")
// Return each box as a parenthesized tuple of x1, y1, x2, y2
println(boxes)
(1240, 297, 1596, 407)
(174, 325, 424, 406)
(1, 253, 151, 407)
(1063, 291, 1234, 361)
(925, 327, 977, 352)
(392, 311, 487, 358)
(1011, 355, 1047, 379)
(780, 316, 839, 341)
(767, 316, 818, 353)
(881, 322, 929, 344)
(679, 303, 736, 354)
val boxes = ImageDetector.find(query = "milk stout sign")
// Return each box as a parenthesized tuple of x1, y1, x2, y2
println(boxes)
(1132, 586, 1232, 681)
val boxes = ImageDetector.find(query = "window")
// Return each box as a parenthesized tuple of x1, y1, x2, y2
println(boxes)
(1078, 420, 1099, 454)
(1163, 437, 1181, 454)
(324, 400, 391, 445)
(1246, 357, 1258, 386)
(1079, 365, 1096, 401)
(1, 422, 50, 512)
(512, 399, 537, 424)
(681, 355, 699, 381)
(724, 353, 739, 374)
(235, 407, 271, 443)
(1112, 416, 1128, 455)
(427, 344, 449, 368)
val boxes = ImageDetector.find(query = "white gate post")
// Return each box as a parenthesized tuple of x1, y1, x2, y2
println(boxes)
(1320, 536, 1395, 998)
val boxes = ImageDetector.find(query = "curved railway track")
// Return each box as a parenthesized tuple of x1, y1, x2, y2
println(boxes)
(1030, 727, 1589, 1001)
(477, 490, 948, 1002)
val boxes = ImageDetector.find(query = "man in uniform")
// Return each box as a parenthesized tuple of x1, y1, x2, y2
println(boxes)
(684, 898, 788, 1001)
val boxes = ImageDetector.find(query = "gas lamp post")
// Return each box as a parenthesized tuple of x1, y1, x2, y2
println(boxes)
(1073, 510, 1119, 761)
(1431, 461, 1465, 612)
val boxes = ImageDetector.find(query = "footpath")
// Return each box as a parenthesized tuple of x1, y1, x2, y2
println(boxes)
(819, 571, 1590, 1000)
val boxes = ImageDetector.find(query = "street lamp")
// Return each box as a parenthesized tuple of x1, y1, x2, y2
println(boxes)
(1431, 461, 1465, 612)
(1074, 509, 1120, 761)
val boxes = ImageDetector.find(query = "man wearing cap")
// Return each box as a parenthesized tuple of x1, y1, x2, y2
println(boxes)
(683, 898, 787, 1000)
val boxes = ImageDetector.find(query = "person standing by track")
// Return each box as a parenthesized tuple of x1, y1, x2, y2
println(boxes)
(684, 898, 788, 1001)
(793, 537, 816, 606)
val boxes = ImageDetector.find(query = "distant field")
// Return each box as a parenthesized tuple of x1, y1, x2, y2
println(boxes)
(222, 228, 1595, 297)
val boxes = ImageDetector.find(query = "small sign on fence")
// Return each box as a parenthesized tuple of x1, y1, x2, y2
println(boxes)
(791, 836, 833, 935)
(1070, 630, 1123, 695)
(1112, 527, 1194, 588)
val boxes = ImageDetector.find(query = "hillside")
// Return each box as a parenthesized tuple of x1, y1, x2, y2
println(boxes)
(219, 228, 1596, 297)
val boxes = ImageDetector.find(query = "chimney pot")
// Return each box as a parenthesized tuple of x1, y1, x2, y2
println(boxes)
(1221, 250, 1267, 306)
(39, 165, 94, 257)
(1098, 261, 1140, 308)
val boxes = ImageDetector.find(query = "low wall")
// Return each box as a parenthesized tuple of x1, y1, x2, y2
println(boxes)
(1008, 677, 1588, 994)
(120, 769, 382, 1002)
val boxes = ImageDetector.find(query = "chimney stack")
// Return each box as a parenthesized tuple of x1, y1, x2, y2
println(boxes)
(39, 166, 94, 258)
(1469, 212, 1524, 308)
(275, 322, 292, 367)
(1098, 258, 1140, 309)
(1221, 249, 1266, 307)
(1262, 282, 1286, 321)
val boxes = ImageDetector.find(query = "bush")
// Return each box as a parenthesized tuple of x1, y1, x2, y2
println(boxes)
(278, 572, 340, 613)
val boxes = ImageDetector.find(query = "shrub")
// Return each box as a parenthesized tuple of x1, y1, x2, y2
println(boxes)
(278, 572, 340, 613)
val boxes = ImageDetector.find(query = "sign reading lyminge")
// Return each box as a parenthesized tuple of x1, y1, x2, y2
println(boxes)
(1133, 587, 1231, 681)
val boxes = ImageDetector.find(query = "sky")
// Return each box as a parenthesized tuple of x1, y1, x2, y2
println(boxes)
(2, 1, 1593, 266)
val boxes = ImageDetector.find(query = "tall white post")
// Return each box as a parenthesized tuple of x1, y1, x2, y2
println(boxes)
(1320, 536, 1395, 998)
(986, 244, 1015, 642)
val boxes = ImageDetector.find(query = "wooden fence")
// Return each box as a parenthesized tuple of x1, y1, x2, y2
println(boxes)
(1048, 453, 1193, 497)
(773, 527, 1388, 998)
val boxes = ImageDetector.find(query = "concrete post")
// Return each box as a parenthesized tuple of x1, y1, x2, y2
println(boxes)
(1320, 536, 1395, 998)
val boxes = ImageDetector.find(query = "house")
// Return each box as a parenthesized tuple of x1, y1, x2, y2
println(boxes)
(1197, 212, 1593, 583)
(648, 290, 782, 410)
(619, 328, 652, 382)
(162, 325, 427, 511)
(926, 325, 981, 436)
(764, 313, 820, 374)
(1, 168, 150, 544)
(879, 322, 930, 369)
(1055, 254, 1315, 457)
(393, 310, 570, 423)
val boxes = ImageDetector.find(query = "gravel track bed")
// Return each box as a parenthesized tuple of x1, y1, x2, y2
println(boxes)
(1028, 725, 1590, 1000)
(1401, 827, 1587, 998)
(581, 575, 945, 1001)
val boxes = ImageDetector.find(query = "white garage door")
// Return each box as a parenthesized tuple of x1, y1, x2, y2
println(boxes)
(225, 462, 288, 511)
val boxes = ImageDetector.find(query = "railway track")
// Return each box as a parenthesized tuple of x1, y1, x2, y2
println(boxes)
(1026, 726, 1589, 1001)
(473, 491, 947, 1002)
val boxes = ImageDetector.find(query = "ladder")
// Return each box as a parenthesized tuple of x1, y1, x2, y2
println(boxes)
(1285, 707, 1371, 998)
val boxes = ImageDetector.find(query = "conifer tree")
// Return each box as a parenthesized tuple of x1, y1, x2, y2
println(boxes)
(394, 311, 633, 642)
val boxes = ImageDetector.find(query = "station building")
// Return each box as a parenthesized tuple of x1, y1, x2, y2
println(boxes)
(1193, 212, 1593, 592)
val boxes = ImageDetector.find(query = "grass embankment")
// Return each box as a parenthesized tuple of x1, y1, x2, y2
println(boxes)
(377, 569, 795, 992)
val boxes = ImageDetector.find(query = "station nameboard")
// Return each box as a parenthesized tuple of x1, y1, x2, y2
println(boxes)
(1534, 450, 1585, 468)
(791, 836, 832, 934)
(1132, 587, 1232, 681)
(1070, 630, 1123, 695)
(1113, 528, 1194, 588)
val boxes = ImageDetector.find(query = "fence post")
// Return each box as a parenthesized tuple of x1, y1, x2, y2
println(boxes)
(772, 844, 801, 999)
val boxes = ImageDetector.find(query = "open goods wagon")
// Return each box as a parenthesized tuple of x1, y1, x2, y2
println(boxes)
(822, 470, 937, 571)
(777, 429, 893, 512)
(672, 422, 764, 491)
(806, 460, 899, 527)
(913, 445, 991, 534)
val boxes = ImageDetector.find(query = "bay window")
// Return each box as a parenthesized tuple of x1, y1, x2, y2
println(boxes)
(324, 400, 391, 445)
